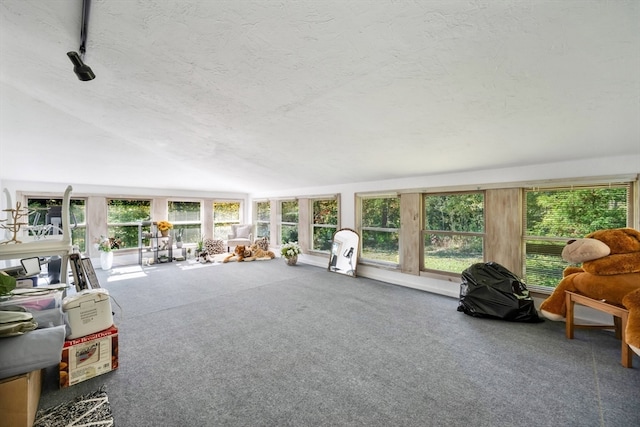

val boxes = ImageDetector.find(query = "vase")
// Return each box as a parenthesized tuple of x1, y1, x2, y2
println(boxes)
(160, 230, 169, 237)
(100, 251, 114, 270)
(286, 255, 298, 266)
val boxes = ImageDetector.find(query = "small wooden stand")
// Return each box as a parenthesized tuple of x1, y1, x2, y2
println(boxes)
(565, 291, 632, 368)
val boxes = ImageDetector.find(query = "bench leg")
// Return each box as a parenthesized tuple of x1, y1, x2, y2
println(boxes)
(566, 292, 575, 339)
(620, 314, 632, 368)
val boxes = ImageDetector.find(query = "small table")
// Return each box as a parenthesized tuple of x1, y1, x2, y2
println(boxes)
(565, 291, 632, 368)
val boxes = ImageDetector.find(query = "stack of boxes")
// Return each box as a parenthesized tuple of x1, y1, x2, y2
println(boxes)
(60, 289, 118, 388)
(0, 289, 65, 427)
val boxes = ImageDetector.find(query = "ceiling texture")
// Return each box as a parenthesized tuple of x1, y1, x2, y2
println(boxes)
(1, 1, 639, 194)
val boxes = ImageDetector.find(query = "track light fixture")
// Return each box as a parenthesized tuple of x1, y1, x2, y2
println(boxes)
(68, 0, 95, 81)
(67, 51, 95, 81)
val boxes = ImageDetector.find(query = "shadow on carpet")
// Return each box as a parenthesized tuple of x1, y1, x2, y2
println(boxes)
(34, 386, 113, 427)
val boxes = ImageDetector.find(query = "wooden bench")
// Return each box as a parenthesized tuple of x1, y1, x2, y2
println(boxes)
(565, 291, 632, 368)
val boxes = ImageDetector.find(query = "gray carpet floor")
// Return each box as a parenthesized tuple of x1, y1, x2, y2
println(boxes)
(38, 258, 640, 426)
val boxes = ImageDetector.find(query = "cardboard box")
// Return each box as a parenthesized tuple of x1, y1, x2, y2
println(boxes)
(63, 289, 113, 339)
(0, 369, 42, 427)
(59, 325, 118, 388)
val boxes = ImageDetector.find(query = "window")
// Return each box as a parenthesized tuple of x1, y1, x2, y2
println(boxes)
(255, 201, 270, 239)
(107, 199, 151, 250)
(168, 201, 201, 244)
(27, 197, 87, 252)
(360, 196, 400, 264)
(524, 184, 630, 288)
(312, 198, 338, 252)
(213, 201, 240, 240)
(423, 192, 484, 274)
(279, 200, 298, 244)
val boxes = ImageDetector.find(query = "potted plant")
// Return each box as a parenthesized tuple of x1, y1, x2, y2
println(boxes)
(157, 221, 173, 237)
(175, 228, 184, 248)
(95, 236, 114, 270)
(281, 241, 302, 266)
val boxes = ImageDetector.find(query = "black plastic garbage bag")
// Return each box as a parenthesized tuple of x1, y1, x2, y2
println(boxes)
(457, 262, 543, 323)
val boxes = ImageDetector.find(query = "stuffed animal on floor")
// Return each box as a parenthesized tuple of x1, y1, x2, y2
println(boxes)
(196, 251, 212, 263)
(249, 243, 275, 260)
(223, 245, 255, 263)
(539, 228, 640, 356)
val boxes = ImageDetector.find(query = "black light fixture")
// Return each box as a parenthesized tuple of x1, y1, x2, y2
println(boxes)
(67, 51, 95, 81)
(67, 0, 95, 81)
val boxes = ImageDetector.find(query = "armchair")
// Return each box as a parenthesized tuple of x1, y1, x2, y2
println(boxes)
(227, 224, 253, 252)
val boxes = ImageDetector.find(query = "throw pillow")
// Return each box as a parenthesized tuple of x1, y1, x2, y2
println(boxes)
(204, 238, 225, 255)
(235, 225, 252, 239)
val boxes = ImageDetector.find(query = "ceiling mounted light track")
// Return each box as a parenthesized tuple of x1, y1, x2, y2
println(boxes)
(67, 0, 95, 81)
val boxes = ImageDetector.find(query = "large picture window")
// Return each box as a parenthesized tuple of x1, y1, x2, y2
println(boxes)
(312, 198, 338, 252)
(279, 200, 298, 244)
(27, 197, 87, 252)
(524, 184, 630, 288)
(107, 199, 151, 250)
(360, 196, 400, 264)
(213, 201, 241, 240)
(168, 201, 201, 244)
(423, 192, 484, 274)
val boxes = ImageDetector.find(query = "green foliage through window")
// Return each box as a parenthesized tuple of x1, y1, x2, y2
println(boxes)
(213, 202, 241, 240)
(524, 186, 629, 288)
(280, 201, 298, 243)
(107, 199, 151, 250)
(27, 198, 87, 252)
(361, 197, 400, 264)
(168, 201, 201, 244)
(312, 199, 338, 251)
(255, 201, 270, 239)
(423, 193, 484, 273)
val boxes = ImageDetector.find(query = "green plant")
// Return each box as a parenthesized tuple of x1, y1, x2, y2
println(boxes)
(281, 241, 301, 259)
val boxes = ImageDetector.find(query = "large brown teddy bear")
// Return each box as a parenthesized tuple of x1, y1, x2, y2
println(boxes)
(539, 228, 640, 356)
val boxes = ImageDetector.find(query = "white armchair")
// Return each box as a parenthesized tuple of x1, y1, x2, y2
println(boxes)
(227, 224, 253, 252)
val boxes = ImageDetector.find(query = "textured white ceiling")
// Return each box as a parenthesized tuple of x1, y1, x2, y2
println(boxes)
(1, 1, 639, 193)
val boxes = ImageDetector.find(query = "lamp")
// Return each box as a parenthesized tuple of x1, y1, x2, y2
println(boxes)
(67, 52, 95, 81)
(68, 0, 95, 81)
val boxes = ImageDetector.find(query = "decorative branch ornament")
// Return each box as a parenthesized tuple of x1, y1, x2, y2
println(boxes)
(0, 202, 30, 244)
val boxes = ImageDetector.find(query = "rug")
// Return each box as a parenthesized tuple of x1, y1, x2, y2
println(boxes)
(33, 386, 114, 427)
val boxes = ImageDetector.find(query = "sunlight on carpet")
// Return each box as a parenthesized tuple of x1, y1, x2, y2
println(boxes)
(34, 386, 113, 427)
(104, 265, 147, 282)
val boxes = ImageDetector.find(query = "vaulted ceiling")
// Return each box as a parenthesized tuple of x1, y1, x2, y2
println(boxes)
(1, 1, 638, 193)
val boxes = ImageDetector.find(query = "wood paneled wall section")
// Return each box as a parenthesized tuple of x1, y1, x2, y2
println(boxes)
(484, 188, 523, 274)
(202, 200, 213, 239)
(400, 193, 421, 275)
(269, 200, 279, 245)
(153, 197, 168, 224)
(87, 196, 107, 257)
(297, 198, 310, 254)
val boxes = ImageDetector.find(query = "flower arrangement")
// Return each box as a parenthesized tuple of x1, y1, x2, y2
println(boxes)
(95, 236, 113, 252)
(280, 241, 302, 259)
(157, 221, 173, 232)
